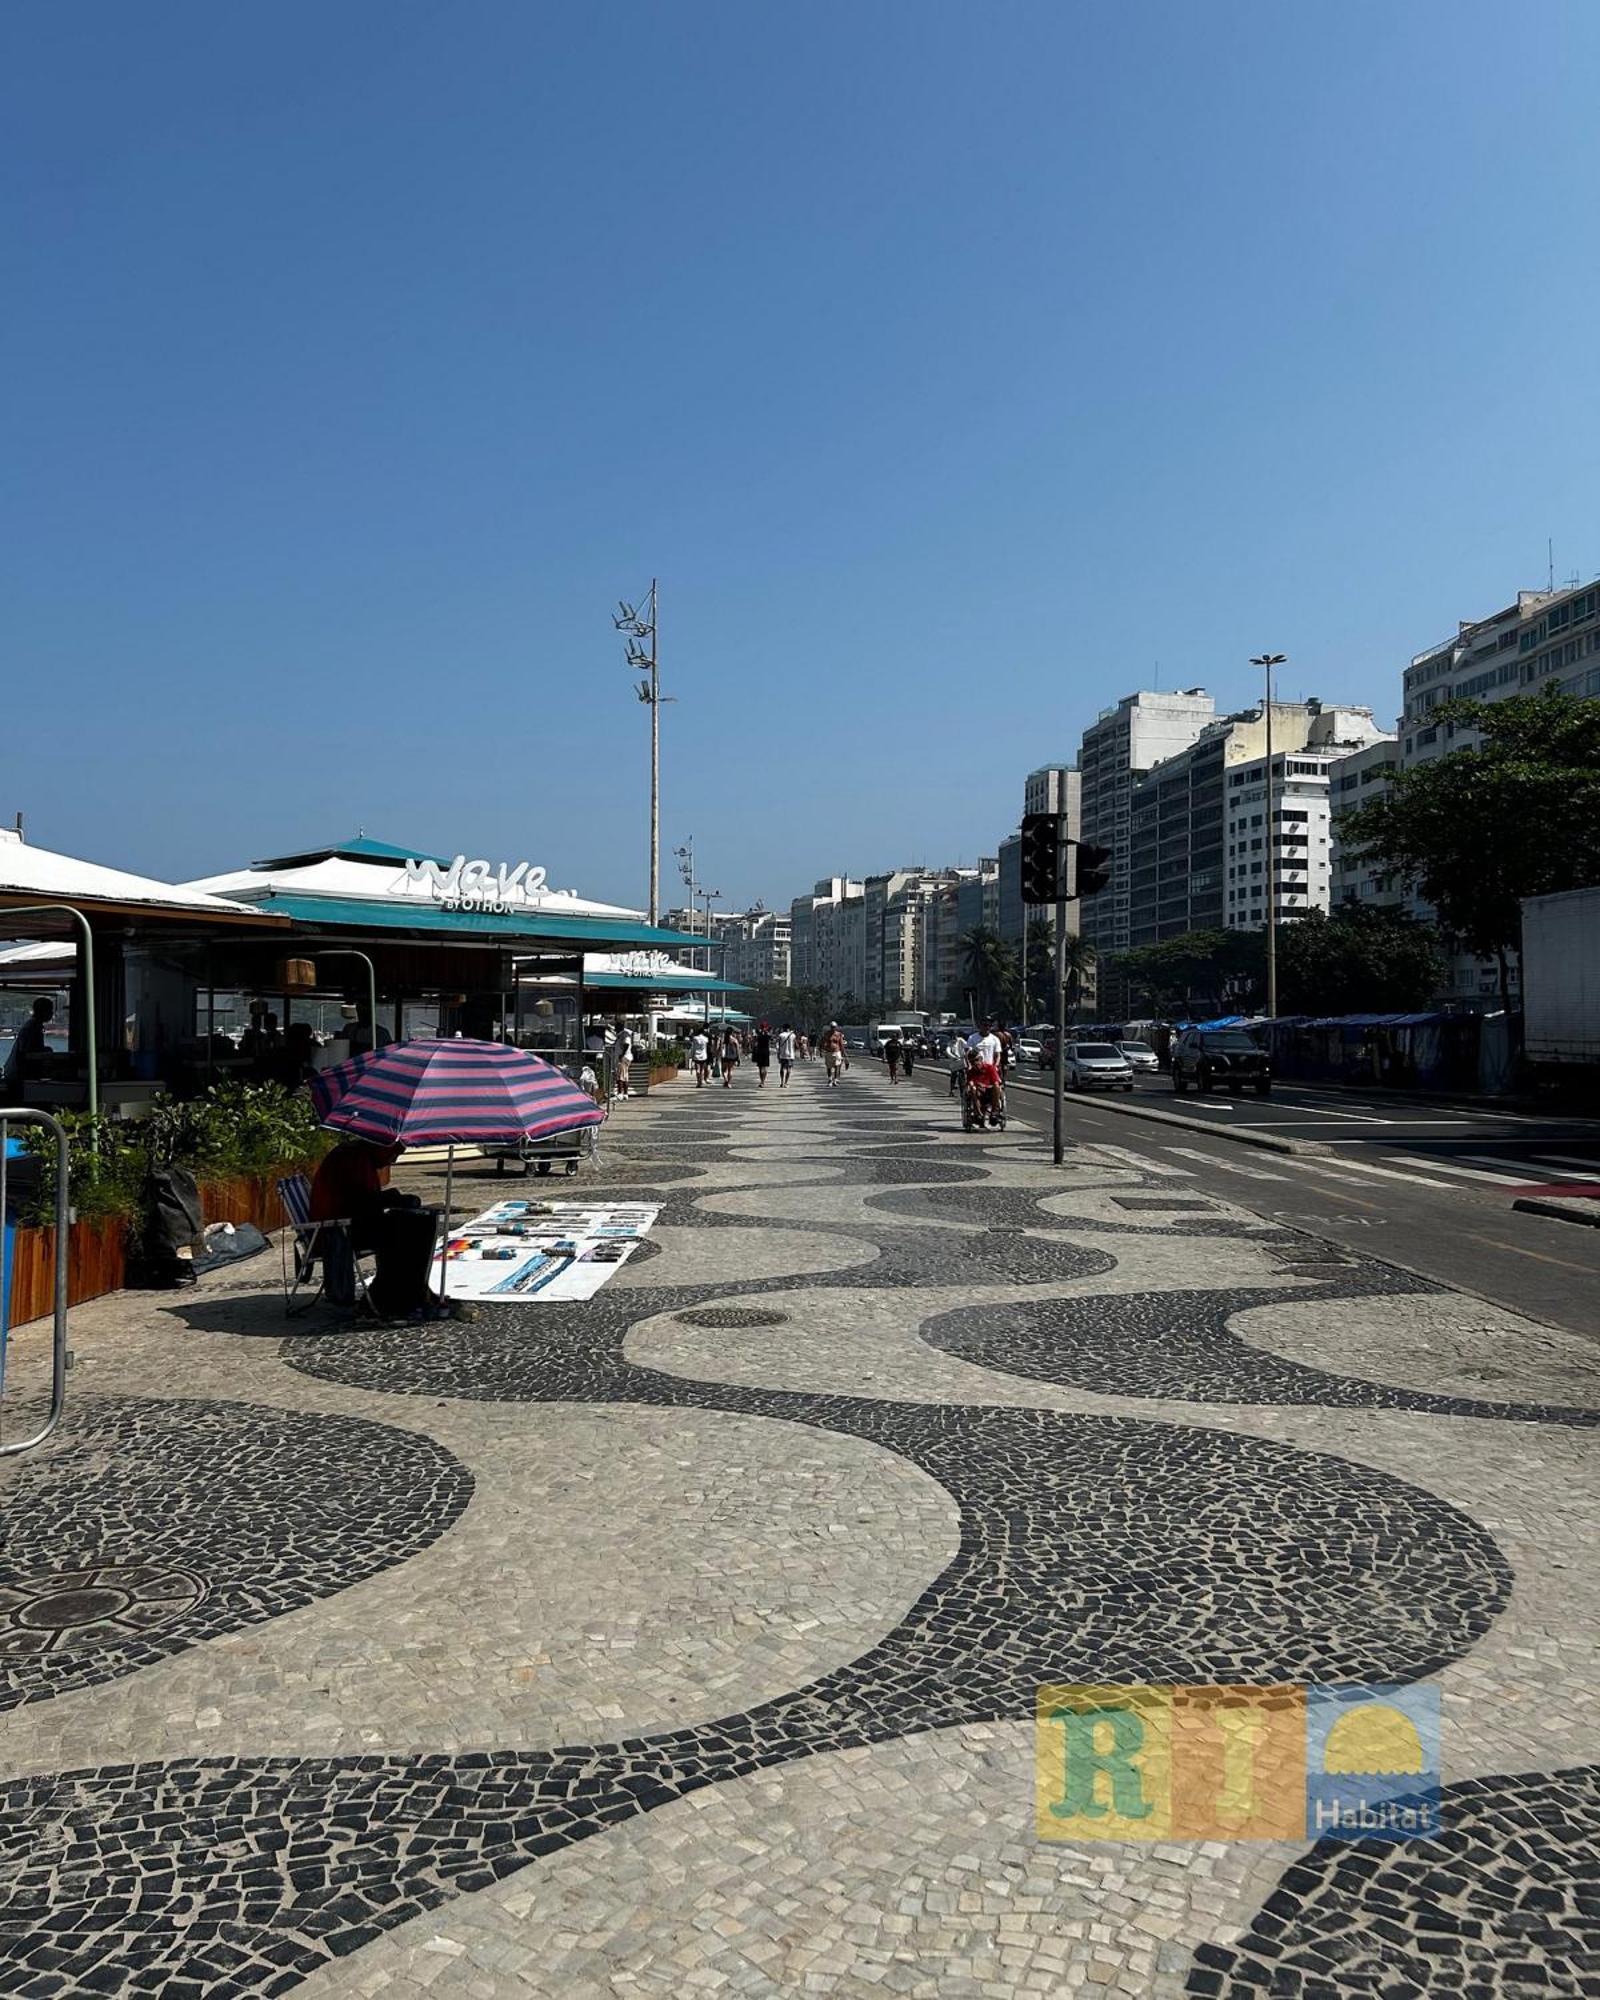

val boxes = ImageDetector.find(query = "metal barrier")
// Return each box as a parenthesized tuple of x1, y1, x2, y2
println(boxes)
(0, 1107, 71, 1457)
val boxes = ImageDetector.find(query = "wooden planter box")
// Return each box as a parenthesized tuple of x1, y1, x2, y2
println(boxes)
(648, 1062, 681, 1088)
(7, 1213, 129, 1327)
(5, 1162, 320, 1327)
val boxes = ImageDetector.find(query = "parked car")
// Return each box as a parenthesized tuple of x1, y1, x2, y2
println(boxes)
(1016, 1037, 1045, 1066)
(1063, 1041, 1134, 1092)
(1118, 1039, 1159, 1074)
(1171, 1028, 1272, 1096)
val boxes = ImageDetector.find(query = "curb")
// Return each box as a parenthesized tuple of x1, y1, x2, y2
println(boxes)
(1511, 1195, 1600, 1230)
(1006, 1079, 1334, 1158)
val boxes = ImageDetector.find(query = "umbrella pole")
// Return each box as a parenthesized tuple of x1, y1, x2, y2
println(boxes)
(444, 1143, 454, 1239)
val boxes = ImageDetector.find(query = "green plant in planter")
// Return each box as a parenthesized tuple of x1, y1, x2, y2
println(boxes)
(18, 1083, 330, 1229)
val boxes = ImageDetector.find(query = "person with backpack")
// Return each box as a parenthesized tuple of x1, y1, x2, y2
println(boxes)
(751, 1022, 772, 1087)
(885, 1031, 904, 1083)
(719, 1026, 741, 1087)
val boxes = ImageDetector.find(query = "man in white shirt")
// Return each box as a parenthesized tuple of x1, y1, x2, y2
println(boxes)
(689, 1029, 710, 1087)
(967, 1019, 1003, 1070)
(775, 1024, 797, 1087)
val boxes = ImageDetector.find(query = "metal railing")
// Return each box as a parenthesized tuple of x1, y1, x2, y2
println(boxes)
(0, 1107, 71, 1457)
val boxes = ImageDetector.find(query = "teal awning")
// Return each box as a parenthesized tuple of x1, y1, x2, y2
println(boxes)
(578, 970, 749, 993)
(248, 891, 700, 952)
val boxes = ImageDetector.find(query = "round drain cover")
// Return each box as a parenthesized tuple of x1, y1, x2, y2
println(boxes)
(0, 1564, 208, 1658)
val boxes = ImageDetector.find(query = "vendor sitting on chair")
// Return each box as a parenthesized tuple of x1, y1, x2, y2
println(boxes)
(310, 1137, 439, 1318)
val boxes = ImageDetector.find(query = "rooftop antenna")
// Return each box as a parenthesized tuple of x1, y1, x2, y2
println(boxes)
(1549, 539, 1555, 593)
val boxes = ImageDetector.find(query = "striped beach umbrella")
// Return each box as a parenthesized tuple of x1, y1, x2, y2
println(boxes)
(310, 1039, 603, 1147)
(310, 1039, 603, 1228)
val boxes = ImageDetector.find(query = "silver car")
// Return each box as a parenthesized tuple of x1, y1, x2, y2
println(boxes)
(1118, 1040, 1159, 1074)
(1064, 1041, 1134, 1092)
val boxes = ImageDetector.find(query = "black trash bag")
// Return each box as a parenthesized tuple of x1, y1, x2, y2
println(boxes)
(133, 1166, 203, 1289)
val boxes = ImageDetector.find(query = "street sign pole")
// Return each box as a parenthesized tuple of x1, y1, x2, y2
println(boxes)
(1053, 824, 1070, 1167)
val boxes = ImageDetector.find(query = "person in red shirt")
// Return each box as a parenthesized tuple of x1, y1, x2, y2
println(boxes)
(966, 1056, 1002, 1127)
(310, 1138, 405, 1248)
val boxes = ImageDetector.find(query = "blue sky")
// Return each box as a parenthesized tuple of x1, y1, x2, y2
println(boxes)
(5, 1, 1598, 913)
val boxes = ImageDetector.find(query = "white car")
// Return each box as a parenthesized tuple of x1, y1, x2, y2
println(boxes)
(1064, 1041, 1134, 1092)
(1118, 1040, 1159, 1074)
(1016, 1038, 1045, 1066)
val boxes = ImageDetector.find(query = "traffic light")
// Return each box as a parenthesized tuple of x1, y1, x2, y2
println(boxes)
(1072, 842, 1113, 898)
(1020, 813, 1063, 903)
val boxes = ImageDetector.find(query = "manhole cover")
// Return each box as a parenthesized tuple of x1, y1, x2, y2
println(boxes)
(0, 1564, 208, 1658)
(675, 1307, 790, 1329)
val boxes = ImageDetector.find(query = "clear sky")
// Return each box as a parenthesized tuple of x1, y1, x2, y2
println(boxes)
(6, 2, 1599, 914)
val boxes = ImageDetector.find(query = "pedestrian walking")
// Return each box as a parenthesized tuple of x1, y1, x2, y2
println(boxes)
(615, 1025, 633, 1100)
(690, 1028, 710, 1087)
(821, 1022, 846, 1087)
(885, 1031, 904, 1083)
(948, 1036, 968, 1097)
(902, 1036, 915, 1079)
(752, 1023, 772, 1087)
(720, 1027, 741, 1087)
(776, 1023, 797, 1086)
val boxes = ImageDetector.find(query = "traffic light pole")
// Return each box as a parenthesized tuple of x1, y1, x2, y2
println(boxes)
(1053, 831, 1071, 1167)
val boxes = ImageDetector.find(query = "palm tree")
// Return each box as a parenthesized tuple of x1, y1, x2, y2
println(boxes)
(1060, 933, 1098, 1025)
(1023, 917, 1056, 1020)
(961, 926, 1016, 1021)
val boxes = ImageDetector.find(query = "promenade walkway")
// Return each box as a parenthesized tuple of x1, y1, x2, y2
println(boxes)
(1, 1061, 1596, 1996)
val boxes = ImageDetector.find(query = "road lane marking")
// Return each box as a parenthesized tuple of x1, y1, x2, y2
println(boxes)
(1455, 1154, 1591, 1181)
(1383, 1156, 1531, 1186)
(1476, 1236, 1600, 1274)
(1531, 1152, 1600, 1170)
(1092, 1145, 1195, 1177)
(1162, 1147, 1288, 1182)
(1291, 1157, 1458, 1190)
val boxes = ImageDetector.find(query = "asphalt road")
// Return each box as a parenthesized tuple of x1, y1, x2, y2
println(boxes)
(904, 1061, 1600, 1338)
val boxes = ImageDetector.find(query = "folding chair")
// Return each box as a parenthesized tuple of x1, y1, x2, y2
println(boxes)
(277, 1173, 373, 1316)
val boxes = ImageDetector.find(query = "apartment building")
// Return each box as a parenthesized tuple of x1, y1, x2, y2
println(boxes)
(788, 877, 863, 1000)
(1328, 739, 1403, 911)
(720, 907, 791, 987)
(1396, 576, 1598, 997)
(1222, 713, 1393, 931)
(1077, 690, 1216, 954)
(1127, 702, 1386, 945)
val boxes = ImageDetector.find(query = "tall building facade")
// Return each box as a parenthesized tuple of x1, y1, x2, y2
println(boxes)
(720, 907, 791, 986)
(1078, 691, 1216, 954)
(1221, 712, 1393, 931)
(1328, 739, 1403, 912)
(1126, 701, 1385, 946)
(789, 877, 863, 1002)
(1393, 577, 1595, 998)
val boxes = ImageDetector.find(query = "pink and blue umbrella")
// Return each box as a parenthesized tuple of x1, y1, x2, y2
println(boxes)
(310, 1039, 604, 1229)
(310, 1039, 603, 1148)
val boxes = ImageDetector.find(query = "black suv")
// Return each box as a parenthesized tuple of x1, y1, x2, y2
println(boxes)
(1171, 1028, 1272, 1097)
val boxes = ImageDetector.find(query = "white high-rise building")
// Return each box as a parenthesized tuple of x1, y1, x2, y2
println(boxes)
(789, 877, 863, 1002)
(1077, 690, 1216, 954)
(1221, 710, 1392, 931)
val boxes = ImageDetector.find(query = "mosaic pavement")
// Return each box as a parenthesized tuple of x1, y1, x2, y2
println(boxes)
(0, 1060, 1595, 1996)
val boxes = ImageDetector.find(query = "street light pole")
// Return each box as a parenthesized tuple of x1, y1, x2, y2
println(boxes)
(1250, 654, 1288, 1021)
(616, 580, 669, 925)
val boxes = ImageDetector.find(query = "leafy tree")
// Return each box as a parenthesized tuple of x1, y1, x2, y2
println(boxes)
(961, 926, 1021, 1020)
(1023, 918, 1056, 1018)
(1114, 929, 1264, 1017)
(1342, 689, 1600, 1011)
(1275, 906, 1447, 1015)
(1060, 932, 1098, 1024)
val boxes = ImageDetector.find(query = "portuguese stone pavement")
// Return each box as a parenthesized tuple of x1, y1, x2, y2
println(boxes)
(1, 1062, 1597, 1997)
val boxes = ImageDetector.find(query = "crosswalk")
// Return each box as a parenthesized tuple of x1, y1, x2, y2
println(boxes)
(1093, 1140, 1600, 1200)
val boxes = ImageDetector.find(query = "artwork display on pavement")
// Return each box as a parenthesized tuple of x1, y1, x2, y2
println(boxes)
(431, 1199, 659, 1300)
